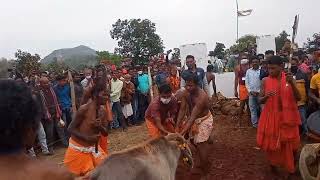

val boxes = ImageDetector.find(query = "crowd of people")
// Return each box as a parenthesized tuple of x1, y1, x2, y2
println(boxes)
(2, 45, 320, 179)
(234, 47, 320, 178)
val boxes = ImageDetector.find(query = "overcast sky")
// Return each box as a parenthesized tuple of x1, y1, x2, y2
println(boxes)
(0, 0, 319, 59)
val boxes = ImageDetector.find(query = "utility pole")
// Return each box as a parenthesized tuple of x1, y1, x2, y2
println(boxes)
(236, 0, 239, 42)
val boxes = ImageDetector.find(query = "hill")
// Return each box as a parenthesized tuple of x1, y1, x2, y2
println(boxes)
(41, 45, 98, 70)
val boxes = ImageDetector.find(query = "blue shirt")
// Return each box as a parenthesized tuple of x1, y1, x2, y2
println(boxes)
(259, 68, 268, 80)
(54, 84, 71, 110)
(245, 68, 261, 93)
(181, 68, 208, 92)
(137, 74, 150, 94)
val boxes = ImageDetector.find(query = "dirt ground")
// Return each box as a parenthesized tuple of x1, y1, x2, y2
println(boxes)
(176, 114, 302, 180)
(44, 115, 303, 180)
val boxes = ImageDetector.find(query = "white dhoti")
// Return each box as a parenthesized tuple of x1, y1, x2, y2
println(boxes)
(191, 112, 214, 144)
(122, 103, 133, 119)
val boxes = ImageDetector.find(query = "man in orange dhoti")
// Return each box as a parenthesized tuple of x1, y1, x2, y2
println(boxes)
(234, 58, 250, 115)
(257, 56, 301, 176)
(64, 66, 109, 176)
(145, 84, 178, 138)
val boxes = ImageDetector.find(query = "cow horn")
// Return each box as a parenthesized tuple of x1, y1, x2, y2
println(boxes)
(165, 133, 184, 142)
(165, 133, 194, 168)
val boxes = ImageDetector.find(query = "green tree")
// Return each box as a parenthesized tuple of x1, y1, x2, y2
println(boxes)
(110, 19, 164, 65)
(96, 51, 122, 66)
(275, 31, 290, 52)
(15, 50, 41, 76)
(304, 32, 320, 53)
(212, 42, 226, 57)
(228, 35, 256, 53)
(43, 59, 69, 74)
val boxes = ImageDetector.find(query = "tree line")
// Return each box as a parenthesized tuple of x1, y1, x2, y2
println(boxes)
(1, 18, 319, 78)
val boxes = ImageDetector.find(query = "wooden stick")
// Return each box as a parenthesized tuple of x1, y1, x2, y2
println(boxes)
(68, 70, 77, 113)
(148, 66, 154, 100)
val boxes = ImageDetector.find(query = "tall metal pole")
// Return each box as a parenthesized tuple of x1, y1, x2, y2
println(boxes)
(236, 0, 239, 42)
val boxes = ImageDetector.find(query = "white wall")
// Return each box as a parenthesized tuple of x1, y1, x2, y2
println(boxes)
(208, 72, 235, 98)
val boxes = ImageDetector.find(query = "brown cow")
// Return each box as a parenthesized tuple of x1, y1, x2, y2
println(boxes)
(90, 133, 193, 180)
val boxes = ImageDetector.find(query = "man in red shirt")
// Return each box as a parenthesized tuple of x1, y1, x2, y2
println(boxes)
(145, 84, 178, 138)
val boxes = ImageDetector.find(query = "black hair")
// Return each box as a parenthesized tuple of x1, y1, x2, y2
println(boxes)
(92, 65, 107, 99)
(291, 57, 299, 62)
(182, 71, 198, 84)
(249, 56, 259, 63)
(257, 54, 265, 60)
(158, 84, 172, 94)
(56, 74, 66, 81)
(217, 55, 223, 59)
(186, 55, 195, 60)
(207, 64, 214, 72)
(268, 56, 283, 65)
(0, 80, 40, 151)
(265, 50, 275, 56)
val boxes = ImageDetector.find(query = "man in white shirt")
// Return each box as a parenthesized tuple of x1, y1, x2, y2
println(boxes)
(216, 56, 224, 74)
(111, 70, 127, 131)
(81, 68, 93, 88)
(245, 56, 261, 128)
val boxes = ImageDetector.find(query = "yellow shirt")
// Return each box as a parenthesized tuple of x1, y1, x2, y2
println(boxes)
(310, 73, 320, 97)
(296, 79, 307, 106)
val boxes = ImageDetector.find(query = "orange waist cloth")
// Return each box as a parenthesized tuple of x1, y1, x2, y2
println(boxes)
(145, 118, 175, 138)
(257, 73, 301, 173)
(64, 138, 107, 176)
(239, 84, 248, 100)
(99, 135, 108, 154)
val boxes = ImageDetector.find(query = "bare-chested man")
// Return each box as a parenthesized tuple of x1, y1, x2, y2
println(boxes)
(206, 64, 217, 97)
(179, 72, 214, 179)
(0, 80, 74, 180)
(64, 67, 109, 176)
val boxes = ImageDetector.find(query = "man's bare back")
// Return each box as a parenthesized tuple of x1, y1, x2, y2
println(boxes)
(0, 154, 74, 180)
(0, 80, 74, 180)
